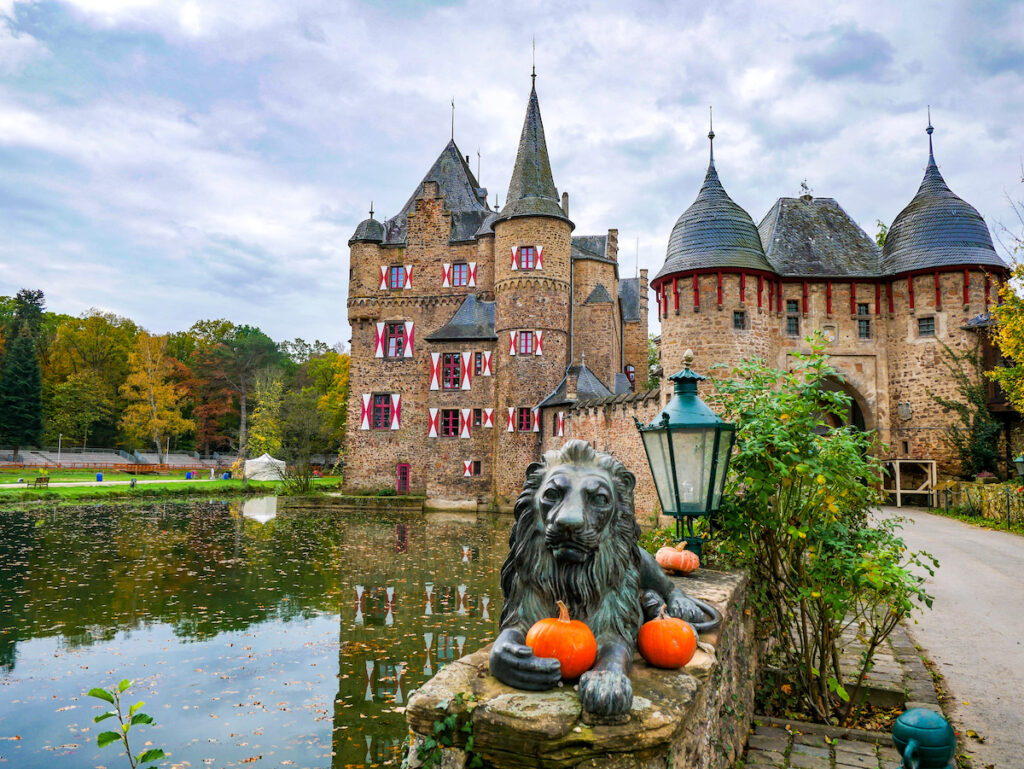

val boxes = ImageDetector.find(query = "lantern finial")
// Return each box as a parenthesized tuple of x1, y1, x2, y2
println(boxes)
(683, 349, 694, 367)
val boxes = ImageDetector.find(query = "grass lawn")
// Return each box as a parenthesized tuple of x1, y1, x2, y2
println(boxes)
(0, 467, 186, 483)
(0, 476, 343, 504)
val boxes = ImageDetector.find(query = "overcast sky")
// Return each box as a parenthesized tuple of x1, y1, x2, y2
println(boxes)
(1, 0, 1022, 346)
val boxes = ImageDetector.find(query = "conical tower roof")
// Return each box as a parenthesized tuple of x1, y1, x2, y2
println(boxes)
(881, 120, 1004, 275)
(497, 81, 571, 225)
(654, 130, 773, 283)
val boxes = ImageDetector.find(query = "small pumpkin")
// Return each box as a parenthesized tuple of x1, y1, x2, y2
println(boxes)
(525, 600, 597, 679)
(655, 542, 700, 574)
(638, 604, 697, 669)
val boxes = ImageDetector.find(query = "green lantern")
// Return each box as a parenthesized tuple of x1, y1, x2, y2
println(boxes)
(634, 350, 735, 558)
(1014, 455, 1024, 477)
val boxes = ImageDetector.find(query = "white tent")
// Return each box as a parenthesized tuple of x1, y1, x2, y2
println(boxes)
(243, 453, 286, 481)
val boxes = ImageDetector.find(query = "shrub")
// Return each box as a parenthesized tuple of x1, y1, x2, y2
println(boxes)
(708, 339, 937, 725)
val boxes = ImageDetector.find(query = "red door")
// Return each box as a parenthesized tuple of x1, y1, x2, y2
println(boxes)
(396, 463, 410, 493)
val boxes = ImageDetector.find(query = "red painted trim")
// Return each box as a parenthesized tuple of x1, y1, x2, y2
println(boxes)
(650, 267, 778, 293)
(693, 274, 700, 309)
(740, 272, 746, 302)
(802, 281, 808, 314)
(717, 271, 723, 306)
(964, 269, 970, 305)
(758, 275, 763, 309)
(875, 283, 881, 315)
(887, 282, 894, 314)
(907, 275, 915, 310)
(985, 273, 991, 308)
(777, 281, 782, 315)
(934, 271, 941, 310)
(826, 281, 832, 315)
(850, 282, 856, 315)
(673, 276, 679, 312)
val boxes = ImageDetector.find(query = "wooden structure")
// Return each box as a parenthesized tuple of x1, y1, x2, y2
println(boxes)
(884, 459, 937, 508)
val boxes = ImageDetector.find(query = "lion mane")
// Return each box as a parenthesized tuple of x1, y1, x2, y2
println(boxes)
(498, 440, 644, 649)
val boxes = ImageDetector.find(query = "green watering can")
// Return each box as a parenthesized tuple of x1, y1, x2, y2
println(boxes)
(892, 708, 956, 769)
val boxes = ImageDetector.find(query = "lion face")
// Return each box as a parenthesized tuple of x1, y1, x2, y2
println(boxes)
(537, 465, 616, 564)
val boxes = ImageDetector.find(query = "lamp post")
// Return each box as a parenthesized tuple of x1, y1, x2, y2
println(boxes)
(634, 350, 735, 558)
(1013, 455, 1024, 477)
(57, 433, 62, 468)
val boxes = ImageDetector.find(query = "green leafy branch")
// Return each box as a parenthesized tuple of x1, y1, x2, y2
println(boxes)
(414, 692, 482, 769)
(88, 679, 166, 768)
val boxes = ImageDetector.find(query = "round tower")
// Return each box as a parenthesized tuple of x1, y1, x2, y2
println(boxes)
(492, 78, 573, 500)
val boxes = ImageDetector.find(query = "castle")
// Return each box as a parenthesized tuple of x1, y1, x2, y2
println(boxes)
(345, 77, 1009, 512)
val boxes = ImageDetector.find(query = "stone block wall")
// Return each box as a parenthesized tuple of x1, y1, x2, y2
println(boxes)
(622, 269, 650, 387)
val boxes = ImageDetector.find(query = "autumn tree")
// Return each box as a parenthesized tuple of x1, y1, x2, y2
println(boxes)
(44, 372, 113, 447)
(119, 332, 193, 461)
(246, 372, 284, 457)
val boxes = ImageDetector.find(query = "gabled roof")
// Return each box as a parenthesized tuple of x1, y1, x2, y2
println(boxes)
(382, 140, 491, 245)
(425, 294, 496, 342)
(584, 284, 613, 304)
(536, 363, 613, 408)
(571, 235, 613, 264)
(618, 278, 641, 322)
(881, 125, 1004, 275)
(757, 197, 881, 278)
(496, 82, 572, 225)
(655, 141, 774, 282)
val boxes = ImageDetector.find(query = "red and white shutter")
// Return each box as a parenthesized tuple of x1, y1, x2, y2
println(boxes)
(532, 408, 540, 433)
(404, 321, 415, 357)
(441, 263, 452, 288)
(428, 408, 439, 438)
(556, 411, 565, 437)
(536, 245, 544, 269)
(429, 353, 441, 390)
(468, 262, 477, 287)
(374, 322, 385, 358)
(482, 351, 492, 376)
(404, 265, 413, 289)
(508, 330, 516, 356)
(463, 460, 472, 477)
(483, 408, 494, 428)
(360, 394, 371, 430)
(460, 408, 472, 439)
(510, 247, 518, 271)
(534, 330, 543, 356)
(379, 266, 388, 290)
(461, 351, 472, 390)
(507, 407, 515, 432)
(390, 394, 401, 430)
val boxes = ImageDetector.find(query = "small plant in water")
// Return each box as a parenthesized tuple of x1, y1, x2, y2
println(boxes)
(88, 679, 166, 768)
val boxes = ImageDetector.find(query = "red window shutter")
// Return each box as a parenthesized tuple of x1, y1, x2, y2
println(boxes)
(536, 245, 544, 269)
(404, 322, 414, 357)
(379, 266, 388, 290)
(534, 330, 543, 356)
(441, 263, 451, 288)
(461, 351, 472, 390)
(360, 394, 371, 430)
(508, 331, 516, 356)
(428, 408, 439, 438)
(507, 407, 515, 432)
(482, 351, 492, 376)
(460, 408, 471, 439)
(429, 352, 441, 390)
(468, 262, 477, 287)
(463, 460, 472, 477)
(532, 408, 540, 433)
(510, 247, 518, 271)
(390, 394, 401, 430)
(483, 408, 494, 428)
(374, 322, 385, 358)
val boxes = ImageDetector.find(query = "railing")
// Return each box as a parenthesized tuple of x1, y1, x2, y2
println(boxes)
(0, 461, 229, 472)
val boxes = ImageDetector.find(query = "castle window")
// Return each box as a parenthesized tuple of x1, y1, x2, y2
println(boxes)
(857, 303, 871, 339)
(516, 407, 532, 432)
(452, 263, 469, 287)
(517, 330, 535, 355)
(918, 316, 935, 337)
(474, 352, 483, 375)
(442, 353, 461, 390)
(785, 300, 800, 337)
(372, 394, 392, 430)
(624, 364, 635, 384)
(387, 265, 406, 290)
(396, 464, 410, 493)
(440, 409, 459, 437)
(384, 322, 405, 358)
(517, 246, 536, 270)
(733, 311, 747, 330)
(473, 408, 482, 427)
(471, 460, 482, 476)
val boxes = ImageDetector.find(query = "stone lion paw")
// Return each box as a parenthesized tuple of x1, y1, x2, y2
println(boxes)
(578, 669, 633, 717)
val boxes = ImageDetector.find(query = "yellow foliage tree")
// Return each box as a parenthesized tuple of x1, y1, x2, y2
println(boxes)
(119, 332, 193, 462)
(990, 264, 1024, 411)
(246, 373, 283, 458)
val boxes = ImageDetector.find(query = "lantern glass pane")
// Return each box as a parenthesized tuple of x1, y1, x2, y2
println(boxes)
(671, 428, 714, 514)
(711, 427, 734, 510)
(641, 430, 678, 514)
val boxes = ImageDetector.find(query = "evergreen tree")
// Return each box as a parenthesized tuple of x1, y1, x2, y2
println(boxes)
(0, 324, 43, 457)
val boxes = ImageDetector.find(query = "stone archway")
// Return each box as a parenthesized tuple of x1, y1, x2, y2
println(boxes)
(819, 376, 872, 432)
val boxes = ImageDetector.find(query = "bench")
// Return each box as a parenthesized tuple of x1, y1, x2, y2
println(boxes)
(32, 476, 50, 488)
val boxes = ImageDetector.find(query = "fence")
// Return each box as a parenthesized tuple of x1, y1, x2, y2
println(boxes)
(933, 481, 1024, 529)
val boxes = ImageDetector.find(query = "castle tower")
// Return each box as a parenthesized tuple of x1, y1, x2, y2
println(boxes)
(652, 124, 776, 394)
(491, 77, 574, 500)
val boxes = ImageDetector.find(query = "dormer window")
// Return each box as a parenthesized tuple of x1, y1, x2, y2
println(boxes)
(518, 246, 536, 270)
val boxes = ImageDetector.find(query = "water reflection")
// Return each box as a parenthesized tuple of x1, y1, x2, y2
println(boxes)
(241, 495, 278, 524)
(0, 501, 507, 768)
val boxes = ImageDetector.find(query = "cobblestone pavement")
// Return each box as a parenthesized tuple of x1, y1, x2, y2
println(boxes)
(743, 725, 901, 768)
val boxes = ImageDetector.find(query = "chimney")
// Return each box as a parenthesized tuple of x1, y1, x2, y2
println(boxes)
(606, 229, 619, 262)
(639, 269, 649, 321)
(561, 191, 569, 217)
(566, 370, 578, 401)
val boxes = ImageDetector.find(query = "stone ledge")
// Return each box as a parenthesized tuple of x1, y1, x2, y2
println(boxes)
(406, 569, 755, 769)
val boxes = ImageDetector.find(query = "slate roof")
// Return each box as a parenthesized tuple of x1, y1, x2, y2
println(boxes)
(962, 312, 995, 330)
(382, 140, 491, 245)
(349, 215, 384, 244)
(424, 294, 497, 342)
(881, 130, 1005, 275)
(584, 284, 613, 304)
(619, 278, 641, 322)
(474, 211, 499, 237)
(536, 363, 613, 408)
(757, 197, 881, 278)
(497, 83, 572, 225)
(571, 235, 613, 264)
(613, 373, 634, 395)
(655, 154, 774, 283)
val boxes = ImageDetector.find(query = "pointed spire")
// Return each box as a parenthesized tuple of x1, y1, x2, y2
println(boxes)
(369, 201, 374, 219)
(926, 105, 935, 164)
(708, 106, 715, 167)
(532, 37, 536, 86)
(498, 77, 571, 224)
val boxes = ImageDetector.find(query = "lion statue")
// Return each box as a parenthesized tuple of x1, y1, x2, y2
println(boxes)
(489, 439, 716, 717)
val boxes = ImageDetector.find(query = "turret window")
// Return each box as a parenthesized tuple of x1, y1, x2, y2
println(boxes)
(452, 263, 469, 286)
(440, 409, 459, 437)
(516, 407, 533, 432)
(918, 317, 935, 337)
(857, 303, 871, 339)
(518, 246, 536, 270)
(384, 323, 405, 358)
(733, 311, 747, 330)
(442, 353, 461, 390)
(786, 300, 800, 337)
(372, 394, 392, 430)
(517, 330, 535, 355)
(624, 364, 635, 384)
(387, 265, 406, 290)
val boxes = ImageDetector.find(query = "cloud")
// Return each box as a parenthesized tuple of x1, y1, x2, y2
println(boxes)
(797, 24, 895, 82)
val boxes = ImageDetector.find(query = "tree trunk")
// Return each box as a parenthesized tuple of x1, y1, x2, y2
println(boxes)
(153, 431, 162, 464)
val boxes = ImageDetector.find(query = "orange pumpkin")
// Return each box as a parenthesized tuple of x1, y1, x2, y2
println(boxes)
(525, 600, 597, 680)
(655, 542, 700, 574)
(638, 605, 697, 669)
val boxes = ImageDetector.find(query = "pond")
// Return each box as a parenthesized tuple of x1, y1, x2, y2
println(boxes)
(0, 498, 509, 769)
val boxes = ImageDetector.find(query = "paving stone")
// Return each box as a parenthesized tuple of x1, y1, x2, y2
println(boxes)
(790, 752, 832, 769)
(877, 745, 900, 764)
(835, 751, 877, 767)
(793, 733, 829, 748)
(753, 725, 791, 739)
(834, 740, 878, 756)
(747, 734, 790, 752)
(745, 749, 786, 767)
(790, 742, 830, 758)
